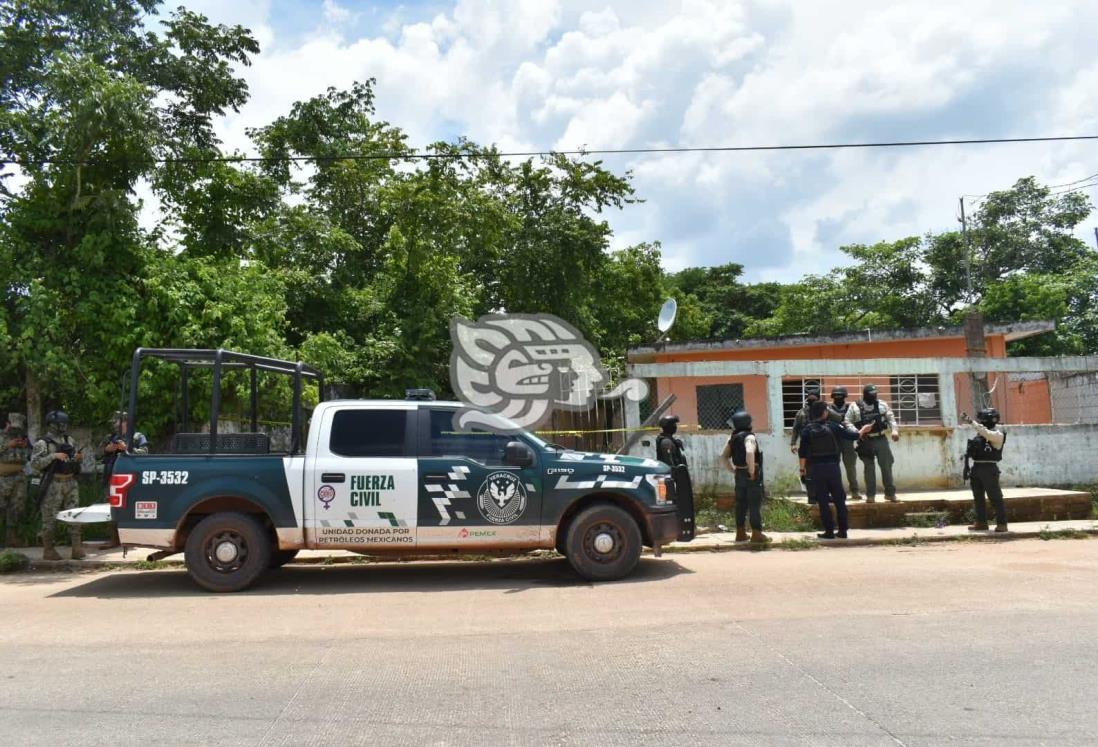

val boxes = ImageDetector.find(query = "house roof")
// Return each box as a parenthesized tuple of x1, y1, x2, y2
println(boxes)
(627, 320, 1055, 361)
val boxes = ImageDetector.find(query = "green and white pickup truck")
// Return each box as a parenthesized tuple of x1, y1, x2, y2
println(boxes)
(105, 350, 684, 592)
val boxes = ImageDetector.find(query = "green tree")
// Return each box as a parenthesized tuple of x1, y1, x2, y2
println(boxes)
(0, 0, 260, 428)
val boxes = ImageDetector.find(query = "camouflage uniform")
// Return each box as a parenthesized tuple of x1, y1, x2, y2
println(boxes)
(0, 413, 31, 546)
(97, 412, 148, 549)
(31, 416, 83, 556)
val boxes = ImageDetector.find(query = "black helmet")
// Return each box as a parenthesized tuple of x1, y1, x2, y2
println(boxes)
(831, 386, 848, 399)
(862, 383, 878, 397)
(45, 410, 70, 427)
(977, 407, 1000, 427)
(730, 410, 752, 431)
(658, 414, 680, 434)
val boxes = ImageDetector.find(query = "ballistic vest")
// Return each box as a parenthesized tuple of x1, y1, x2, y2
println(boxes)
(966, 431, 1006, 462)
(803, 422, 839, 459)
(730, 430, 763, 470)
(655, 434, 686, 468)
(44, 435, 81, 475)
(856, 400, 886, 433)
(827, 402, 849, 424)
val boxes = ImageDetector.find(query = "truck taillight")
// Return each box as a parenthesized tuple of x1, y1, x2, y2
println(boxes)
(656, 479, 668, 503)
(109, 473, 136, 508)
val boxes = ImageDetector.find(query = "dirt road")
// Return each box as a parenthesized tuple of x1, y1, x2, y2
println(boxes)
(1, 539, 1095, 745)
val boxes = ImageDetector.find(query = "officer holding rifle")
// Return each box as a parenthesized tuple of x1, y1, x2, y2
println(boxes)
(31, 410, 85, 560)
(962, 408, 1008, 533)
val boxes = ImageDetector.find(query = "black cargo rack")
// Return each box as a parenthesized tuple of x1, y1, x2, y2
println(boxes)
(126, 348, 325, 455)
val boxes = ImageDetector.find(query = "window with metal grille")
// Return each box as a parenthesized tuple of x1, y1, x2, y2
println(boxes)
(696, 383, 745, 430)
(782, 378, 822, 428)
(782, 376, 942, 427)
(888, 375, 941, 425)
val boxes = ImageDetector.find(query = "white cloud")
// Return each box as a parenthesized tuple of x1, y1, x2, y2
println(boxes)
(186, 0, 1098, 279)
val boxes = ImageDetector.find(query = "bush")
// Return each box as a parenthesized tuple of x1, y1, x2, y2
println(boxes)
(0, 550, 30, 573)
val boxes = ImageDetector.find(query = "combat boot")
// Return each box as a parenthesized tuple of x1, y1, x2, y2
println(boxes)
(750, 530, 771, 544)
(101, 525, 121, 550)
(968, 523, 989, 532)
(734, 526, 748, 542)
(994, 524, 1009, 533)
(70, 543, 86, 560)
(42, 539, 61, 561)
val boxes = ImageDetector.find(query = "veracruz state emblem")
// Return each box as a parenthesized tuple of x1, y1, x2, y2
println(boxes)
(476, 472, 528, 525)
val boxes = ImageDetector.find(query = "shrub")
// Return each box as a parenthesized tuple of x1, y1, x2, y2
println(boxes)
(0, 550, 30, 573)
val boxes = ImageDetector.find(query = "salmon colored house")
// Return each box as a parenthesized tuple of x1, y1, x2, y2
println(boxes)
(628, 321, 1056, 433)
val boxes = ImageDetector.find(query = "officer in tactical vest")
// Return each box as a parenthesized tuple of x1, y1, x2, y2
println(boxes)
(844, 384, 900, 503)
(790, 386, 821, 503)
(827, 386, 862, 501)
(962, 408, 1008, 532)
(98, 410, 148, 548)
(654, 414, 694, 542)
(1, 413, 31, 547)
(799, 401, 872, 539)
(30, 410, 85, 560)
(720, 410, 769, 544)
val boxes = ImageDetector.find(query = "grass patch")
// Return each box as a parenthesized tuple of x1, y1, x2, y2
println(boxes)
(132, 559, 175, 571)
(1038, 527, 1093, 541)
(763, 498, 816, 532)
(0, 550, 30, 573)
(904, 511, 949, 529)
(776, 538, 820, 551)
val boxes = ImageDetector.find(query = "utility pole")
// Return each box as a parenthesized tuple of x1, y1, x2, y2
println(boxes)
(959, 196, 973, 299)
(959, 196, 988, 414)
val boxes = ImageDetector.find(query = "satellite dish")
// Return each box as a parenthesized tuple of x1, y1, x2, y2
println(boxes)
(657, 298, 678, 334)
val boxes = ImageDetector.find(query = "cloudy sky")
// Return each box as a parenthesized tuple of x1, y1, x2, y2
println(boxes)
(180, 0, 1098, 282)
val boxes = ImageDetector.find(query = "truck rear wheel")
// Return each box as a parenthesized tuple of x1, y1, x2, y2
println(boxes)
(184, 512, 272, 592)
(564, 504, 642, 582)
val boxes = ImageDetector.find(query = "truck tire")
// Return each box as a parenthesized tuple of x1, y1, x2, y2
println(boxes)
(563, 504, 642, 582)
(184, 512, 272, 593)
(268, 549, 299, 569)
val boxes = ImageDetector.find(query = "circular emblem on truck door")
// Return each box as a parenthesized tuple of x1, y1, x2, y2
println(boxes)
(476, 472, 528, 525)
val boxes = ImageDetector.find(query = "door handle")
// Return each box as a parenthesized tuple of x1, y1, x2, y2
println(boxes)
(321, 473, 345, 483)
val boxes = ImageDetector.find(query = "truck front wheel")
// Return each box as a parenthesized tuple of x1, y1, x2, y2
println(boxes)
(184, 512, 272, 592)
(564, 504, 642, 582)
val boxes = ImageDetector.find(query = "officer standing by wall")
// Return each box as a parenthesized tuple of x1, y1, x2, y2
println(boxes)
(654, 414, 694, 541)
(962, 408, 1008, 533)
(0, 413, 31, 547)
(827, 386, 862, 501)
(844, 384, 900, 503)
(98, 410, 148, 548)
(30, 410, 85, 560)
(720, 410, 769, 544)
(790, 387, 821, 503)
(799, 401, 871, 539)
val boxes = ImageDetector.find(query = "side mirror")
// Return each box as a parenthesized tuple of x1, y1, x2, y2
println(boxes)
(504, 441, 534, 468)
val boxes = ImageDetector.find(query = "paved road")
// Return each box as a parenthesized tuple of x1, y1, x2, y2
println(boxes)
(0, 539, 1096, 745)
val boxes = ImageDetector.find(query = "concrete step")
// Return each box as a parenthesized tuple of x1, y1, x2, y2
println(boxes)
(717, 487, 1092, 529)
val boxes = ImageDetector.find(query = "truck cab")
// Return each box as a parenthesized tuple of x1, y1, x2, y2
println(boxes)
(108, 353, 684, 592)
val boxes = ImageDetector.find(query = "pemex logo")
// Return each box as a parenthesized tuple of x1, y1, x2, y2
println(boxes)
(449, 313, 648, 431)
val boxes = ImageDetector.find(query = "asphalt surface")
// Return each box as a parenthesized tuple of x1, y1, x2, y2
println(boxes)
(1, 539, 1096, 746)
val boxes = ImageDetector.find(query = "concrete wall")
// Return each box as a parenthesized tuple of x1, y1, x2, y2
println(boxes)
(627, 424, 1098, 493)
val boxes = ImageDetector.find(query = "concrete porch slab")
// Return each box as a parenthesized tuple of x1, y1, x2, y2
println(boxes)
(790, 487, 1093, 528)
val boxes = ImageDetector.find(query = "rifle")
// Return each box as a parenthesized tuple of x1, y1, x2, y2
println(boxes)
(962, 454, 971, 483)
(34, 442, 80, 511)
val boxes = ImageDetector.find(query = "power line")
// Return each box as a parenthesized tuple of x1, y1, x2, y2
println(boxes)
(2, 133, 1097, 168)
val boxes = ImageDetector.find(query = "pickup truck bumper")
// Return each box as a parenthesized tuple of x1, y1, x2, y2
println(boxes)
(646, 507, 680, 547)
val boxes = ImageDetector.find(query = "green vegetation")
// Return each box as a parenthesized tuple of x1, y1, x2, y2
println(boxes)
(1, 1, 1094, 434)
(0, 550, 30, 573)
(1038, 527, 1093, 541)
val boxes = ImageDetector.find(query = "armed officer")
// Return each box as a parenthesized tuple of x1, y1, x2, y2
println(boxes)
(800, 401, 872, 539)
(827, 386, 862, 501)
(30, 410, 85, 560)
(1, 413, 31, 547)
(844, 384, 899, 503)
(655, 414, 694, 541)
(721, 410, 769, 544)
(98, 411, 148, 548)
(790, 387, 821, 503)
(962, 408, 1008, 533)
